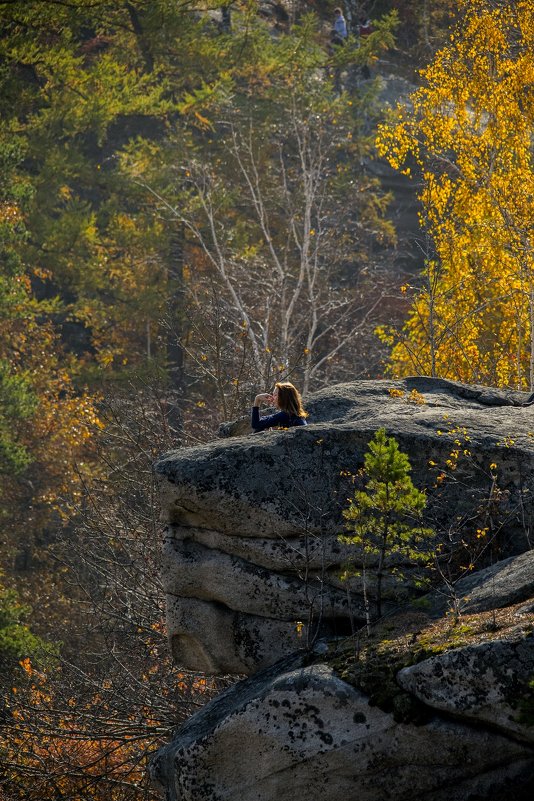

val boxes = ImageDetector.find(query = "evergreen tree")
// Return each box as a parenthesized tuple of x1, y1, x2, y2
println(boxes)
(342, 428, 434, 621)
(0, 0, 231, 379)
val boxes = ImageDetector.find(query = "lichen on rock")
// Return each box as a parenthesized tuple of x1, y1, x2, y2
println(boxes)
(151, 379, 534, 801)
(156, 378, 534, 675)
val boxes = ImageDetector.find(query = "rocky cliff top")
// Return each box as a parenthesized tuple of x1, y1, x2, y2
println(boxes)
(155, 378, 534, 676)
(157, 377, 534, 538)
(152, 378, 534, 800)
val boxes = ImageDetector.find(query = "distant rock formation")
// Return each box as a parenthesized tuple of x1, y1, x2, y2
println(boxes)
(155, 378, 534, 676)
(150, 550, 534, 801)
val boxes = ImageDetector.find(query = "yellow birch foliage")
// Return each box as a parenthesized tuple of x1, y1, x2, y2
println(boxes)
(377, 0, 534, 388)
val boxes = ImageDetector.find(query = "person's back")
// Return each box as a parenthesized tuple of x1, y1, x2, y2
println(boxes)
(251, 381, 308, 432)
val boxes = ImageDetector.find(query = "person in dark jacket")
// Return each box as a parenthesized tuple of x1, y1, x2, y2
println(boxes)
(251, 381, 308, 432)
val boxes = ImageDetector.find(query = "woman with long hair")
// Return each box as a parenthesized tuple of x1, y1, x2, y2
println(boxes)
(251, 381, 308, 432)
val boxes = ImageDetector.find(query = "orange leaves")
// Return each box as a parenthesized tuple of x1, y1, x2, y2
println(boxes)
(2, 679, 154, 800)
(0, 201, 22, 223)
(176, 673, 211, 693)
(19, 333, 102, 511)
(2, 601, 213, 801)
(19, 657, 32, 676)
(1, 257, 103, 548)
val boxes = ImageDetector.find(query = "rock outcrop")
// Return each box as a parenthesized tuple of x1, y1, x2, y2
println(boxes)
(151, 548, 534, 800)
(425, 550, 534, 617)
(156, 378, 534, 675)
(150, 652, 534, 801)
(152, 379, 534, 801)
(397, 636, 534, 744)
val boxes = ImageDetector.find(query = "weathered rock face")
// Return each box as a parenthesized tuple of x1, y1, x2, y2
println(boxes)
(156, 378, 534, 676)
(151, 662, 533, 801)
(397, 636, 534, 744)
(426, 550, 534, 617)
(151, 551, 534, 801)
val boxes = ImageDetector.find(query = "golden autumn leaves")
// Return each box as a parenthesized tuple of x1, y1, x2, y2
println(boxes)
(377, 0, 534, 389)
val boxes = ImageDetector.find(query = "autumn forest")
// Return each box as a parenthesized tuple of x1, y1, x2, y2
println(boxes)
(0, 1, 532, 798)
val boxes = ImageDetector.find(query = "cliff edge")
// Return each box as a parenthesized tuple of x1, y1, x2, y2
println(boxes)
(155, 377, 534, 675)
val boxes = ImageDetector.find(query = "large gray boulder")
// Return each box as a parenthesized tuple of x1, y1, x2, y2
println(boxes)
(156, 378, 534, 675)
(398, 635, 534, 744)
(151, 556, 534, 800)
(150, 646, 534, 801)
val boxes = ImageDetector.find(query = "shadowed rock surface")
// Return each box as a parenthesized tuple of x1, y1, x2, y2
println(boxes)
(150, 636, 534, 801)
(425, 550, 534, 617)
(151, 551, 534, 801)
(156, 378, 534, 676)
(152, 665, 532, 801)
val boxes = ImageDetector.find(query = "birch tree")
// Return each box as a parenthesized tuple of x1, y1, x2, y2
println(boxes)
(159, 72, 395, 400)
(377, 0, 534, 388)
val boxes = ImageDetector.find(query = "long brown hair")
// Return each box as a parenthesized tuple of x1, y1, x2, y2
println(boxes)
(275, 382, 308, 418)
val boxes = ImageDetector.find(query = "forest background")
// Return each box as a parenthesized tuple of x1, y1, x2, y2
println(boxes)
(0, 1, 532, 799)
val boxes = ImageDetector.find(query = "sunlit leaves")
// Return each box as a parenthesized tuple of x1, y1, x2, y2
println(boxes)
(377, 0, 534, 387)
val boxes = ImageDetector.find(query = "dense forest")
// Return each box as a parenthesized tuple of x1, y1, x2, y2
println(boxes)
(0, 1, 532, 798)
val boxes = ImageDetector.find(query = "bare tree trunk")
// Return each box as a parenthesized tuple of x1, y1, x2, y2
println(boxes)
(125, 2, 154, 72)
(166, 226, 186, 434)
(362, 563, 372, 637)
(137, 87, 395, 398)
(167, 226, 186, 392)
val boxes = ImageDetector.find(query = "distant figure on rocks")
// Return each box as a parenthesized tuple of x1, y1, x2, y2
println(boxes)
(331, 7, 348, 46)
(358, 16, 373, 38)
(252, 381, 308, 432)
(357, 15, 373, 78)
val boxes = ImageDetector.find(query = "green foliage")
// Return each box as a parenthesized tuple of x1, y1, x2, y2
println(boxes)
(131, 12, 398, 402)
(0, 0, 226, 378)
(0, 361, 37, 476)
(342, 428, 434, 618)
(0, 3, 463, 797)
(0, 583, 57, 678)
(0, 0, 401, 404)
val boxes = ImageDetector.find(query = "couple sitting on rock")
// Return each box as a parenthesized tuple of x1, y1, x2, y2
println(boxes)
(252, 382, 308, 432)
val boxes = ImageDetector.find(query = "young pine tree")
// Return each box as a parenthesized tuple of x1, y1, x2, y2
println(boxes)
(342, 428, 434, 624)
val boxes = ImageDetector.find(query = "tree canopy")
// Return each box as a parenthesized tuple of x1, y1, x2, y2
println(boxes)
(1, 1, 508, 798)
(377, 0, 534, 388)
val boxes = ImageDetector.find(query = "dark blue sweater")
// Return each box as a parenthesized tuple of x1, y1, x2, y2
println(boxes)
(251, 406, 307, 432)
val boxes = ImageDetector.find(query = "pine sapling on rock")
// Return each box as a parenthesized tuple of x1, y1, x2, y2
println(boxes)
(341, 428, 434, 627)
